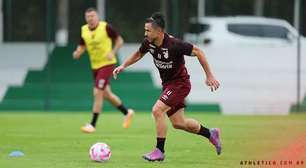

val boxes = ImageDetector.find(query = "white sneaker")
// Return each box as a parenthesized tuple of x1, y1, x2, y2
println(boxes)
(81, 123, 96, 133)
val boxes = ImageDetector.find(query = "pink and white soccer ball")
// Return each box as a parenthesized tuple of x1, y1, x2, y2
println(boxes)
(89, 142, 111, 162)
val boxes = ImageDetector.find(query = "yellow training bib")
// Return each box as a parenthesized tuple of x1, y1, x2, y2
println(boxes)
(81, 21, 117, 70)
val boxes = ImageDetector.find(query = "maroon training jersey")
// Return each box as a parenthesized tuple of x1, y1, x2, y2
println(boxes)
(139, 33, 193, 84)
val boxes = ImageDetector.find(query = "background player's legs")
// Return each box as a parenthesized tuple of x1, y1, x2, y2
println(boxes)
(103, 85, 134, 128)
(81, 87, 104, 133)
(91, 87, 104, 127)
(103, 85, 122, 107)
(104, 85, 129, 115)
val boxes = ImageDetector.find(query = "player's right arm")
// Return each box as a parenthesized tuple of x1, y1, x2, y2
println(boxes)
(73, 45, 86, 60)
(113, 39, 149, 79)
(113, 51, 144, 79)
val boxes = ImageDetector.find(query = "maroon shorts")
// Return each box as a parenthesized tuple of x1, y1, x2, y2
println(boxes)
(159, 78, 191, 117)
(92, 64, 115, 90)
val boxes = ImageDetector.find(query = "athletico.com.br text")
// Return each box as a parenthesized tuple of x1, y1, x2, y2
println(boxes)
(240, 160, 304, 166)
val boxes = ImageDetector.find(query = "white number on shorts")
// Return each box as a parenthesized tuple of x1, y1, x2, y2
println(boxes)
(166, 90, 172, 96)
(98, 79, 105, 89)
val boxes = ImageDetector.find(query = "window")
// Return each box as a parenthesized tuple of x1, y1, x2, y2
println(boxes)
(227, 24, 289, 39)
(262, 25, 288, 39)
(228, 24, 262, 37)
(188, 23, 210, 34)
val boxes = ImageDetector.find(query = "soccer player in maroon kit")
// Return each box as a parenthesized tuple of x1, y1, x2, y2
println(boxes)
(113, 12, 221, 161)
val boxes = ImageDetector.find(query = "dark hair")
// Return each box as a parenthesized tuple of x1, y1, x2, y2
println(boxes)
(145, 12, 165, 30)
(85, 7, 97, 13)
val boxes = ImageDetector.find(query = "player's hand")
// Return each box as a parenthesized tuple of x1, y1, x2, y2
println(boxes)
(205, 76, 220, 92)
(113, 65, 125, 79)
(106, 51, 115, 61)
(73, 51, 80, 59)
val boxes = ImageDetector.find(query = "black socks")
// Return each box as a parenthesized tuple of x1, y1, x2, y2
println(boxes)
(90, 113, 100, 127)
(91, 104, 128, 127)
(197, 125, 211, 139)
(156, 137, 166, 153)
(117, 104, 128, 115)
(154, 126, 209, 154)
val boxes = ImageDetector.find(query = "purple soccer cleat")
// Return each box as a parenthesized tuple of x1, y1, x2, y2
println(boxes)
(142, 148, 165, 162)
(209, 128, 222, 155)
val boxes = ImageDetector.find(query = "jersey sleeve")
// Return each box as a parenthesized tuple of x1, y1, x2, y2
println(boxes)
(106, 24, 119, 40)
(138, 39, 150, 54)
(79, 37, 85, 46)
(175, 39, 193, 56)
(79, 28, 86, 46)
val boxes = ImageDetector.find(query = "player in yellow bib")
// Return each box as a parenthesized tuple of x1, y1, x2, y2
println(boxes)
(73, 8, 134, 133)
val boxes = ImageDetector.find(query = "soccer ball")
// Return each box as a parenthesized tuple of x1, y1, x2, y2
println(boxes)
(89, 142, 111, 162)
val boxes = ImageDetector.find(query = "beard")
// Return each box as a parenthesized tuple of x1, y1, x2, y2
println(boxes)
(145, 36, 156, 43)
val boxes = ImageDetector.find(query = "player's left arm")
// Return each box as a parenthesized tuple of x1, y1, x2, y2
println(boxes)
(106, 36, 123, 60)
(106, 24, 124, 60)
(191, 45, 220, 91)
(112, 35, 124, 55)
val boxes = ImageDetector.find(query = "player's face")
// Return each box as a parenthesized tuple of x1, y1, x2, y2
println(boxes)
(85, 11, 99, 29)
(144, 23, 159, 43)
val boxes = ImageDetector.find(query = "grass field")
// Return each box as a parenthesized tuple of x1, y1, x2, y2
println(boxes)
(0, 112, 305, 168)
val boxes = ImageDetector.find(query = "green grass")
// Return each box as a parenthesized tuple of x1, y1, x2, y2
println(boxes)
(0, 112, 306, 168)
